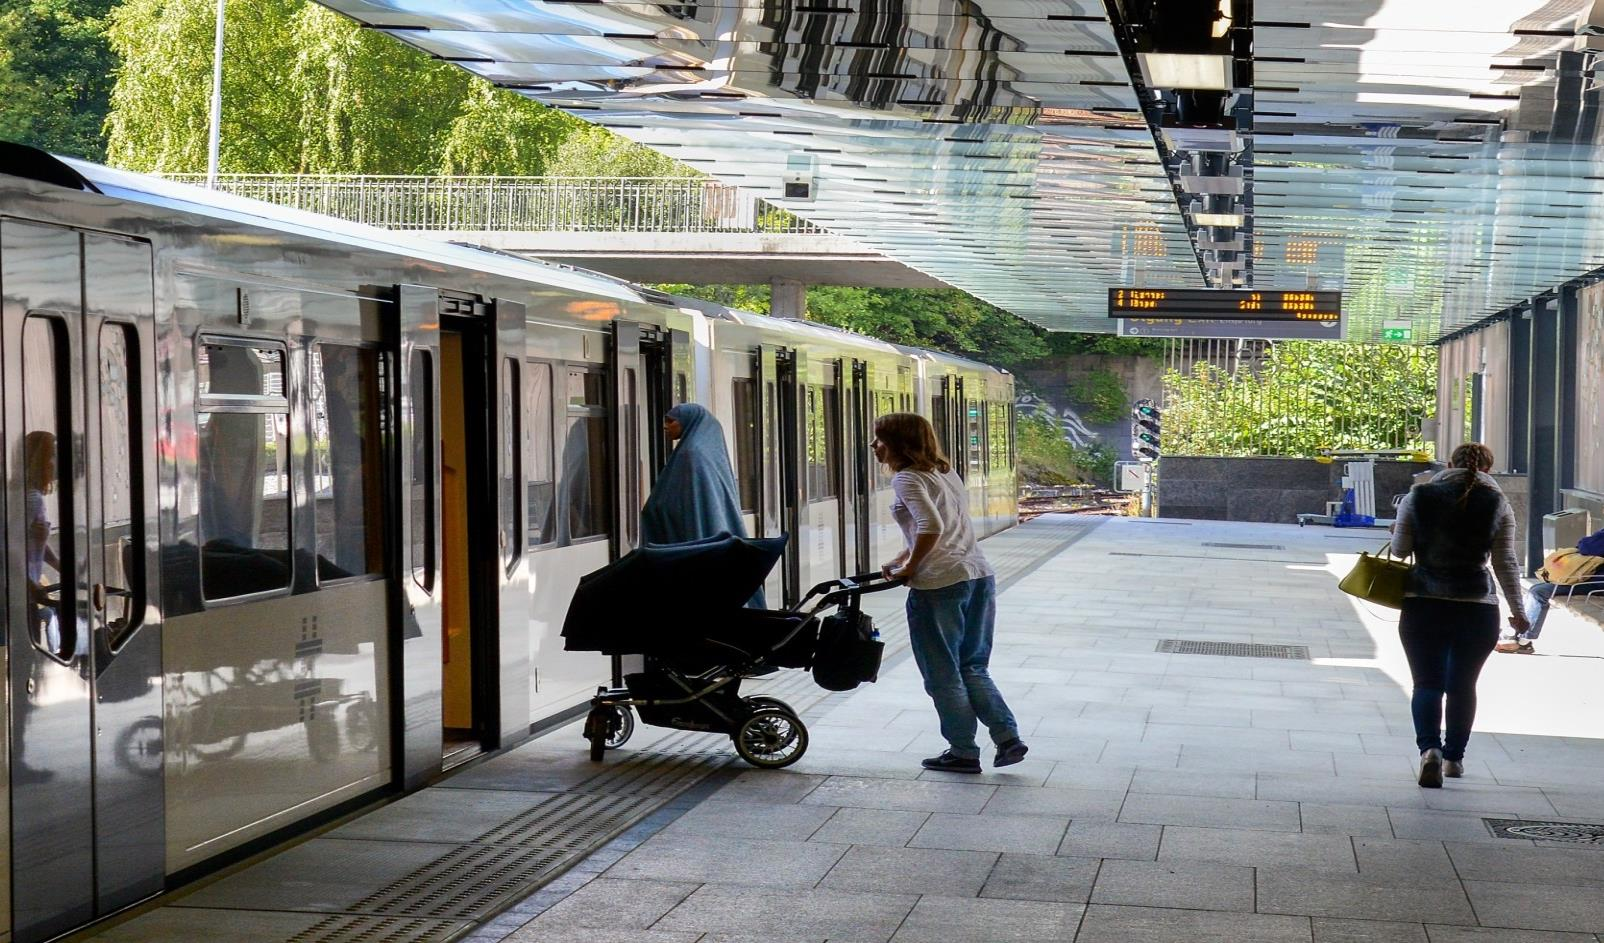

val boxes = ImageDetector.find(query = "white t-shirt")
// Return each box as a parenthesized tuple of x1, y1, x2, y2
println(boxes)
(890, 467, 994, 591)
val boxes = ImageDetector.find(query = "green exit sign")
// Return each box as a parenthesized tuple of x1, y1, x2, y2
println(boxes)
(1381, 326, 1412, 342)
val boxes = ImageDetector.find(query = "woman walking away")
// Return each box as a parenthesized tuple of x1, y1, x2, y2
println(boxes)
(640, 403, 763, 607)
(873, 413, 1026, 773)
(1390, 443, 1527, 788)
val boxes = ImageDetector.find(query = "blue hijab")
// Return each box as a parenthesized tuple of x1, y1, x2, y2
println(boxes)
(641, 404, 765, 607)
(641, 403, 749, 545)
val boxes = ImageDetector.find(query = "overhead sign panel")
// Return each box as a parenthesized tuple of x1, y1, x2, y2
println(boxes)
(1118, 318, 1345, 340)
(1109, 288, 1342, 322)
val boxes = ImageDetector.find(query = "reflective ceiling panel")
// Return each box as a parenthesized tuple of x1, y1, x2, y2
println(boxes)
(320, 0, 1604, 340)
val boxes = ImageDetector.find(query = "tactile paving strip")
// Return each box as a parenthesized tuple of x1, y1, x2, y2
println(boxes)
(1485, 818, 1604, 845)
(1157, 639, 1311, 660)
(1203, 542, 1285, 550)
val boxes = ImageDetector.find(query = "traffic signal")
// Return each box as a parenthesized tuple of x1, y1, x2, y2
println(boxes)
(1131, 400, 1161, 462)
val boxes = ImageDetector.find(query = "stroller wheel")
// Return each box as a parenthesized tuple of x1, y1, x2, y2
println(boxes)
(742, 695, 796, 717)
(733, 708, 808, 769)
(584, 705, 633, 761)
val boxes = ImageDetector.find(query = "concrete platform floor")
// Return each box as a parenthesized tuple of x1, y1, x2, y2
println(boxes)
(90, 516, 1604, 942)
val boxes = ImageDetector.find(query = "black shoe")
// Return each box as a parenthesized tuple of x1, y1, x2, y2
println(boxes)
(922, 751, 982, 773)
(1418, 748, 1443, 789)
(994, 738, 1029, 768)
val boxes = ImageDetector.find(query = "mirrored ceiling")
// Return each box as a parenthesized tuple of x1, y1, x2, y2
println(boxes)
(320, 0, 1604, 341)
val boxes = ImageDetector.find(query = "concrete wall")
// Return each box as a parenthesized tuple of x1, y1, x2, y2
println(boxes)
(1159, 456, 1436, 525)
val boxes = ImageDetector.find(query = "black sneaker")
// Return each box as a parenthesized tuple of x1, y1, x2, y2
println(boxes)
(994, 738, 1029, 768)
(922, 751, 982, 773)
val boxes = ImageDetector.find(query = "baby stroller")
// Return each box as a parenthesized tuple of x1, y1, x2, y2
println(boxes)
(561, 533, 898, 768)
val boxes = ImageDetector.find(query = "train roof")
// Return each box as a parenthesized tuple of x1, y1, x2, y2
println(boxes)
(6, 147, 649, 306)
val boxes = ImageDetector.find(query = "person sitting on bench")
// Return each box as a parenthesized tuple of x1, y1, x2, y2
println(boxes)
(1500, 525, 1604, 654)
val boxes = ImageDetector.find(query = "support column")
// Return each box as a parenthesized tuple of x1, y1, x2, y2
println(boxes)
(770, 277, 808, 321)
(1507, 305, 1531, 473)
(1527, 295, 1560, 573)
(1558, 284, 1580, 493)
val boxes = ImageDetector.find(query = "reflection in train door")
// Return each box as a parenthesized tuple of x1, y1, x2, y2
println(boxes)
(610, 321, 646, 557)
(757, 345, 801, 606)
(639, 326, 690, 479)
(847, 361, 872, 575)
(394, 284, 445, 788)
(492, 299, 530, 747)
(3, 222, 165, 942)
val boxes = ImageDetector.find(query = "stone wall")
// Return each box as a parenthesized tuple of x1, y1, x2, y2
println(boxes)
(1159, 456, 1436, 525)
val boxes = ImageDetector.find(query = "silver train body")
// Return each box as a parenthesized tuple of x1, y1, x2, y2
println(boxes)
(0, 152, 1016, 942)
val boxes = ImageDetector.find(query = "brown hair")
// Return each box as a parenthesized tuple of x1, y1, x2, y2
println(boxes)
(1448, 442, 1494, 505)
(873, 412, 951, 474)
(23, 431, 56, 494)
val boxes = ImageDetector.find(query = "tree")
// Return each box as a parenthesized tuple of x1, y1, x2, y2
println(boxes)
(1161, 341, 1438, 457)
(0, 0, 118, 161)
(439, 82, 578, 176)
(543, 122, 699, 178)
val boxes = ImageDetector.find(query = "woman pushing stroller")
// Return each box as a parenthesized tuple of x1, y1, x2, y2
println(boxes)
(873, 413, 1028, 773)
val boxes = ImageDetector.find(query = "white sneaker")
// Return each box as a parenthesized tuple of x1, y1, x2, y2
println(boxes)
(1418, 748, 1443, 788)
(1443, 759, 1464, 779)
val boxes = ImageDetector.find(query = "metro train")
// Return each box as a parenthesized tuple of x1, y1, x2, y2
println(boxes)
(0, 144, 1016, 943)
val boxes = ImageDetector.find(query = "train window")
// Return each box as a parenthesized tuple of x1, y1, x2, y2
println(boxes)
(408, 350, 435, 591)
(197, 342, 291, 601)
(564, 367, 611, 542)
(989, 402, 1009, 471)
(310, 344, 385, 581)
(871, 390, 897, 489)
(806, 385, 841, 500)
(731, 378, 760, 513)
(967, 400, 984, 473)
(22, 316, 76, 661)
(500, 358, 521, 571)
(99, 323, 145, 644)
(525, 361, 555, 547)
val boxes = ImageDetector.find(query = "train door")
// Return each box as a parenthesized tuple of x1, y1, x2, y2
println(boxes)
(3, 222, 164, 942)
(758, 345, 801, 606)
(395, 285, 442, 787)
(841, 360, 872, 575)
(640, 326, 691, 479)
(611, 321, 646, 557)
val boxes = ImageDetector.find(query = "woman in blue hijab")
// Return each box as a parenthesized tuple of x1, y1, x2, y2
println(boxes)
(641, 403, 765, 607)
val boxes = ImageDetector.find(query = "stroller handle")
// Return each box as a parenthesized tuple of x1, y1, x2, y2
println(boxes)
(792, 572, 904, 613)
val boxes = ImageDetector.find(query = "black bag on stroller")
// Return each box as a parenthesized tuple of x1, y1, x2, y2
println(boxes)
(812, 609, 884, 691)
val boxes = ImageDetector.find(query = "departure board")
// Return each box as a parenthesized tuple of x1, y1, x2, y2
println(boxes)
(1108, 288, 1342, 322)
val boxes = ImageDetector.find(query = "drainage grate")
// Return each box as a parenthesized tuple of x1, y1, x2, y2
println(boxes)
(1203, 542, 1285, 550)
(1485, 818, 1604, 845)
(287, 915, 464, 943)
(1157, 640, 1310, 660)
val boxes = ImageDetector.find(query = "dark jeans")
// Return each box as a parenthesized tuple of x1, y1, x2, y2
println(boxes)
(1398, 597, 1499, 761)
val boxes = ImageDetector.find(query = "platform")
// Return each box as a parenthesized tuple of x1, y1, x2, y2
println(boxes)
(86, 516, 1604, 942)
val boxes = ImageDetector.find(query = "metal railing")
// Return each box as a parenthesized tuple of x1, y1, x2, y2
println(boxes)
(163, 174, 826, 235)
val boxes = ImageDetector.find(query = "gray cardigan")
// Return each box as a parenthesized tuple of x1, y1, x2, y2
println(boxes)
(1390, 469, 1523, 610)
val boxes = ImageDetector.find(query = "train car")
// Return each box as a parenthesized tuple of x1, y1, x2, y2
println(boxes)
(0, 145, 1015, 943)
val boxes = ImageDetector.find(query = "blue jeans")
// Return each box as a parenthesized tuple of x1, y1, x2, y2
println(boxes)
(906, 575, 1019, 759)
(1398, 597, 1499, 762)
(1522, 578, 1604, 640)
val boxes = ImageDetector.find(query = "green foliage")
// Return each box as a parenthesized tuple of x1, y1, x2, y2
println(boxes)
(1161, 341, 1438, 457)
(1068, 368, 1127, 425)
(1045, 333, 1166, 358)
(102, 0, 684, 177)
(0, 0, 117, 161)
(657, 283, 1048, 367)
(1015, 412, 1113, 487)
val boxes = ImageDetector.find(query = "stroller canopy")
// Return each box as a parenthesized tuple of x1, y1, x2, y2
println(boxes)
(562, 532, 786, 655)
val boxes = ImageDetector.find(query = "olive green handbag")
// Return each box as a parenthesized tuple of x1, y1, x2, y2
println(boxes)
(1338, 542, 1412, 609)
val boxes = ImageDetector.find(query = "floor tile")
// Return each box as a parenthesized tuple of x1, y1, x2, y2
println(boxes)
(712, 770, 827, 804)
(980, 784, 1126, 819)
(1424, 927, 1601, 943)
(655, 885, 916, 943)
(1462, 880, 1604, 934)
(606, 833, 847, 887)
(662, 798, 838, 840)
(1075, 904, 1314, 943)
(519, 878, 699, 931)
(1351, 838, 1459, 884)
(888, 894, 1083, 943)
(324, 788, 559, 844)
(980, 854, 1099, 903)
(1445, 842, 1604, 887)
(1299, 803, 1397, 837)
(801, 776, 995, 813)
(1057, 820, 1163, 861)
(910, 811, 1070, 854)
(1160, 825, 1358, 871)
(819, 845, 997, 897)
(1257, 868, 1476, 925)
(1310, 917, 1428, 942)
(1129, 768, 1259, 800)
(808, 807, 929, 846)
(1091, 858, 1256, 912)
(1120, 794, 1303, 832)
(172, 839, 457, 912)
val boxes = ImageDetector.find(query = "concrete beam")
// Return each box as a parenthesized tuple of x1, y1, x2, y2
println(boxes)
(431, 231, 952, 290)
(770, 278, 807, 320)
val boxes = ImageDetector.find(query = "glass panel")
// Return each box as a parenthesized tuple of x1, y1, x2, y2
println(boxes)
(525, 361, 555, 547)
(763, 379, 779, 525)
(967, 400, 983, 472)
(822, 385, 841, 499)
(198, 344, 283, 398)
(410, 349, 435, 591)
(311, 345, 385, 580)
(22, 317, 75, 660)
(199, 411, 290, 600)
(99, 324, 143, 643)
(564, 368, 611, 541)
(500, 357, 519, 569)
(731, 378, 759, 512)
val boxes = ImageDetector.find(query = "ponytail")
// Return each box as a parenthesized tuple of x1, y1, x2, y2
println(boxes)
(1447, 442, 1494, 506)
